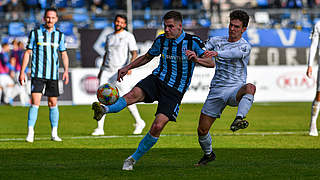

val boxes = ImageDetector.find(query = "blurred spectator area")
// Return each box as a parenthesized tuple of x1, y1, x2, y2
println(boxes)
(1, 0, 320, 44)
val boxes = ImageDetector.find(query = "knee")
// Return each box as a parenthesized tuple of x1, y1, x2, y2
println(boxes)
(197, 127, 209, 136)
(245, 83, 256, 95)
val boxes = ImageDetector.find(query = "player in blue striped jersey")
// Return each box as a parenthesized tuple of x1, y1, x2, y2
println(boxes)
(91, 10, 211, 170)
(189, 10, 256, 166)
(19, 7, 69, 143)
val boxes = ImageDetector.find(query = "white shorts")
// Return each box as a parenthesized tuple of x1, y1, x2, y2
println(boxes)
(317, 68, 320, 91)
(201, 84, 243, 118)
(99, 69, 132, 96)
(0, 74, 15, 87)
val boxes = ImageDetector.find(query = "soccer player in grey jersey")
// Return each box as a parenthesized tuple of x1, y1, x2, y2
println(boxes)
(306, 20, 320, 136)
(188, 10, 256, 166)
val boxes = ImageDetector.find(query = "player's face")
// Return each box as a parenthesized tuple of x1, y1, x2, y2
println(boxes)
(44, 10, 58, 29)
(163, 18, 182, 39)
(114, 17, 126, 32)
(228, 19, 247, 42)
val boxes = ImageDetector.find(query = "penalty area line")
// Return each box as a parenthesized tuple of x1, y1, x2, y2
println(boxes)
(0, 131, 312, 142)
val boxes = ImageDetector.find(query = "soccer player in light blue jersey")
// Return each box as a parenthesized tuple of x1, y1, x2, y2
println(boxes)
(188, 10, 256, 166)
(19, 7, 69, 143)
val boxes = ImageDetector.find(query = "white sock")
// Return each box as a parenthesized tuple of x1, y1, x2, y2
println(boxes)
(97, 115, 106, 130)
(28, 126, 34, 135)
(198, 133, 213, 155)
(310, 100, 320, 130)
(52, 127, 58, 137)
(127, 104, 144, 125)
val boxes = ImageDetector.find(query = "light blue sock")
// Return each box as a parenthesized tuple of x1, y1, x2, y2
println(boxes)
(237, 94, 254, 118)
(49, 106, 59, 128)
(28, 105, 39, 127)
(104, 97, 127, 113)
(131, 132, 159, 161)
(199, 132, 213, 155)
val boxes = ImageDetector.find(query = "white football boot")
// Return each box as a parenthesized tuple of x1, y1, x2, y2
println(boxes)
(26, 127, 34, 143)
(133, 121, 146, 135)
(122, 156, 136, 171)
(91, 128, 105, 136)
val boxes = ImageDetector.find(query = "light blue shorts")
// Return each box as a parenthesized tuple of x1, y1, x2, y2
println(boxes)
(201, 84, 243, 118)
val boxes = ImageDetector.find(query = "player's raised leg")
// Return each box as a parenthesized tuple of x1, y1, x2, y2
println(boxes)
(230, 83, 255, 132)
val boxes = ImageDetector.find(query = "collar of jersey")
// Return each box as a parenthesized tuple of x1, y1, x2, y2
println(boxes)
(173, 30, 185, 44)
(40, 24, 57, 33)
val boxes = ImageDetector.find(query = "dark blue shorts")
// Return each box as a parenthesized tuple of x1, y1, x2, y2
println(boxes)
(31, 78, 59, 97)
(135, 74, 183, 121)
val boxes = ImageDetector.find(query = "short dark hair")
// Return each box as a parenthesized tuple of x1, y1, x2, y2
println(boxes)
(44, 7, 58, 18)
(163, 11, 183, 23)
(230, 10, 249, 28)
(114, 14, 127, 24)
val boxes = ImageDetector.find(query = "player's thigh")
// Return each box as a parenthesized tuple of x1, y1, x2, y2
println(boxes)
(123, 86, 145, 105)
(227, 84, 243, 106)
(201, 89, 226, 118)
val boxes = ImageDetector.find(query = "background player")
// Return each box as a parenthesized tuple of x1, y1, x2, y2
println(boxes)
(19, 7, 69, 143)
(306, 20, 320, 137)
(91, 14, 145, 136)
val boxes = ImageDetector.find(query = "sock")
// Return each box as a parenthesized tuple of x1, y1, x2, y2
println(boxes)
(97, 114, 106, 130)
(52, 126, 58, 137)
(27, 126, 34, 136)
(49, 106, 59, 128)
(104, 97, 127, 113)
(199, 133, 213, 155)
(28, 105, 39, 127)
(310, 100, 320, 129)
(236, 94, 254, 118)
(131, 132, 159, 161)
(127, 104, 144, 124)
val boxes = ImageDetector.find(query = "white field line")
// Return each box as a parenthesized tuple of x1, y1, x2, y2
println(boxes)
(0, 131, 313, 142)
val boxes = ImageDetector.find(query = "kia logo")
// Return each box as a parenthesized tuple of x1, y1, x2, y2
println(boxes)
(277, 72, 315, 91)
(80, 75, 99, 94)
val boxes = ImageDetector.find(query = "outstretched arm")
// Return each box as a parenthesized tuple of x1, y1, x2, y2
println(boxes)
(19, 49, 32, 85)
(61, 51, 69, 85)
(117, 53, 154, 82)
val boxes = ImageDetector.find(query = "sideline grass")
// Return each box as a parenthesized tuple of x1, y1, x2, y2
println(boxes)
(0, 102, 319, 179)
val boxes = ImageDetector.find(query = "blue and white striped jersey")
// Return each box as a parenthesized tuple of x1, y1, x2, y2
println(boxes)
(27, 25, 66, 80)
(148, 31, 205, 93)
(205, 36, 251, 87)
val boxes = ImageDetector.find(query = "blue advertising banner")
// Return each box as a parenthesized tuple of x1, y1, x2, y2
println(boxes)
(209, 28, 311, 47)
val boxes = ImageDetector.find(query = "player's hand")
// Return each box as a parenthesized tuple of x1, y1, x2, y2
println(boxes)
(306, 66, 313, 78)
(62, 71, 69, 85)
(186, 50, 198, 62)
(127, 70, 132, 75)
(18, 72, 26, 86)
(204, 50, 218, 57)
(117, 67, 129, 82)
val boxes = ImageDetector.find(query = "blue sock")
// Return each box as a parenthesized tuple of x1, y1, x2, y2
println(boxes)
(237, 94, 254, 118)
(105, 97, 127, 113)
(28, 105, 39, 127)
(131, 132, 159, 161)
(49, 106, 59, 128)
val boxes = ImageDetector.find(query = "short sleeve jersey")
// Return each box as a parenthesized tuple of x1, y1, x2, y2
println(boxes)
(102, 30, 138, 71)
(27, 25, 66, 80)
(205, 36, 251, 87)
(147, 31, 205, 93)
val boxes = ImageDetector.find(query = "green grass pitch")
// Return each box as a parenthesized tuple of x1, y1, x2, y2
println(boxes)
(0, 102, 319, 179)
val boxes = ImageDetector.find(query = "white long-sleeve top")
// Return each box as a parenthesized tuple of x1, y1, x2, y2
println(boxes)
(308, 21, 320, 67)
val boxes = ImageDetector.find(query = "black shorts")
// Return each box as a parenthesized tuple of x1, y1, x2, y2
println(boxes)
(135, 74, 183, 121)
(31, 78, 59, 97)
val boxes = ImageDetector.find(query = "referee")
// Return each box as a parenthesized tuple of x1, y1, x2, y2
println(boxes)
(19, 7, 69, 143)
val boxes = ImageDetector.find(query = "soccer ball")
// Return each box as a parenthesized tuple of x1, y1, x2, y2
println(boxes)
(96, 83, 119, 105)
